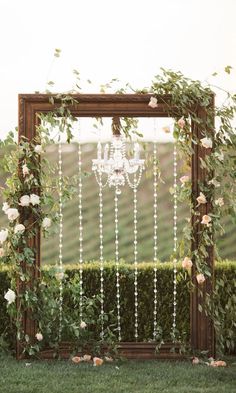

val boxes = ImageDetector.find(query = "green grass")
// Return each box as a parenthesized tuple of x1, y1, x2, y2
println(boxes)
(0, 356, 235, 393)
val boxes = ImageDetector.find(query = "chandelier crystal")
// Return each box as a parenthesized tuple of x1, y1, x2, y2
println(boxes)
(92, 131, 144, 193)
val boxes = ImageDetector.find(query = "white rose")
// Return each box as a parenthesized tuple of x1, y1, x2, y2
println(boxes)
(35, 332, 43, 341)
(196, 273, 205, 284)
(34, 145, 43, 154)
(215, 198, 224, 207)
(22, 164, 30, 177)
(201, 214, 212, 226)
(182, 257, 193, 269)
(0, 229, 8, 244)
(148, 96, 158, 108)
(0, 248, 5, 257)
(19, 195, 30, 207)
(80, 321, 87, 329)
(196, 192, 207, 205)
(6, 208, 19, 222)
(42, 217, 51, 229)
(180, 175, 189, 185)
(30, 194, 40, 206)
(200, 137, 212, 149)
(4, 288, 16, 304)
(2, 202, 10, 213)
(14, 224, 25, 234)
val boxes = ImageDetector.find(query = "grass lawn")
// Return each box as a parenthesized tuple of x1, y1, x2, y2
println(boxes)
(0, 356, 235, 393)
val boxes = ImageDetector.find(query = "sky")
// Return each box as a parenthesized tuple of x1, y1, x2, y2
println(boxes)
(0, 0, 235, 141)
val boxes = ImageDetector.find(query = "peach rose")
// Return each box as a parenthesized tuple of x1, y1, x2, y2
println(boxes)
(210, 360, 226, 367)
(201, 215, 211, 226)
(182, 257, 193, 270)
(196, 273, 205, 284)
(192, 356, 200, 365)
(93, 357, 104, 366)
(72, 356, 82, 364)
(148, 97, 158, 108)
(177, 117, 185, 129)
(197, 192, 207, 205)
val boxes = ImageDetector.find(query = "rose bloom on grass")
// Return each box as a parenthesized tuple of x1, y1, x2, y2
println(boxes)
(196, 273, 205, 284)
(83, 354, 92, 362)
(93, 357, 103, 367)
(4, 289, 16, 304)
(72, 356, 81, 364)
(192, 357, 200, 365)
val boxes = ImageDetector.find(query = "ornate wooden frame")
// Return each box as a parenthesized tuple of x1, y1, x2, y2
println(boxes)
(17, 93, 215, 359)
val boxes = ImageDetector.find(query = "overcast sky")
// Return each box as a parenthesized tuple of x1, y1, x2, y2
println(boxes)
(0, 0, 235, 141)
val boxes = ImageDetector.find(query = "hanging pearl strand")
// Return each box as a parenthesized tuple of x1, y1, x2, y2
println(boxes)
(153, 120, 158, 341)
(114, 187, 121, 341)
(99, 170, 105, 340)
(78, 141, 83, 323)
(172, 143, 178, 339)
(58, 138, 63, 342)
(133, 173, 139, 341)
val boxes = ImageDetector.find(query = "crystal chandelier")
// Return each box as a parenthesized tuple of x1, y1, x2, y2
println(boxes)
(92, 117, 145, 193)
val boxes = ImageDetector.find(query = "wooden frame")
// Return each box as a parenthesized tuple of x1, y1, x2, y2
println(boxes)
(17, 93, 215, 359)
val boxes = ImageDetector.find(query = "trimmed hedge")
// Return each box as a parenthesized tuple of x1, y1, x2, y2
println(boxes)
(0, 261, 235, 344)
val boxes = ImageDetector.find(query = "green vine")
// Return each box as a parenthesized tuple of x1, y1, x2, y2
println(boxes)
(0, 66, 236, 356)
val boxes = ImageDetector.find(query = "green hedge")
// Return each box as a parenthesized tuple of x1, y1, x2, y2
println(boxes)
(0, 261, 235, 346)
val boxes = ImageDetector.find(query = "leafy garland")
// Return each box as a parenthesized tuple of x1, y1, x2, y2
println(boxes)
(0, 68, 236, 356)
